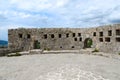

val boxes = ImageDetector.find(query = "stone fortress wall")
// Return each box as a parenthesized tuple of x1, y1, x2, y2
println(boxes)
(8, 24, 120, 53)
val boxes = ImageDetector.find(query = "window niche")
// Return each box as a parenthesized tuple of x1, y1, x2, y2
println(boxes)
(51, 34, 54, 38)
(78, 33, 81, 37)
(71, 46, 74, 48)
(19, 34, 22, 38)
(27, 34, 31, 39)
(44, 34, 47, 39)
(59, 34, 62, 38)
(93, 32, 96, 36)
(74, 38, 77, 41)
(73, 33, 75, 37)
(60, 46, 62, 48)
(79, 37, 82, 41)
(99, 32, 103, 37)
(108, 30, 112, 36)
(105, 37, 110, 42)
(116, 29, 120, 35)
(66, 33, 69, 38)
(99, 38, 103, 42)
(116, 37, 120, 42)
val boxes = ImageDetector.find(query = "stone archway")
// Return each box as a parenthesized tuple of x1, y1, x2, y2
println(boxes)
(83, 38, 93, 48)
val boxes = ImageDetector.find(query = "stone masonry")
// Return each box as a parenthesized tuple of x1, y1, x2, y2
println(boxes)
(8, 24, 120, 53)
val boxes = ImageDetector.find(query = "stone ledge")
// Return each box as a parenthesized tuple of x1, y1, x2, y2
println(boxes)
(29, 49, 43, 54)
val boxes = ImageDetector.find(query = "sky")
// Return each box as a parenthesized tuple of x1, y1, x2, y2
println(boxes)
(0, 0, 120, 41)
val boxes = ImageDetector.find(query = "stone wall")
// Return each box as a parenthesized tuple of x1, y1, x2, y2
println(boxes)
(0, 48, 22, 56)
(8, 24, 120, 53)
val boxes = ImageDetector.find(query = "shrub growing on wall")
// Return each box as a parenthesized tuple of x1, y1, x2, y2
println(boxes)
(87, 39, 93, 48)
(34, 41, 40, 49)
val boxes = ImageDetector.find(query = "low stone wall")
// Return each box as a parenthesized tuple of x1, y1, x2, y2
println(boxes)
(0, 48, 22, 56)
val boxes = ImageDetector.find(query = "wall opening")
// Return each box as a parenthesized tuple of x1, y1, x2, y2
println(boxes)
(116, 37, 120, 42)
(93, 32, 96, 36)
(44, 34, 47, 39)
(84, 38, 93, 48)
(99, 32, 103, 37)
(60, 46, 62, 48)
(71, 46, 74, 48)
(59, 34, 61, 38)
(116, 29, 120, 35)
(51, 34, 54, 38)
(19, 34, 22, 38)
(108, 30, 112, 36)
(73, 33, 75, 37)
(78, 33, 81, 37)
(105, 37, 110, 42)
(74, 38, 77, 41)
(99, 38, 103, 42)
(27, 34, 31, 39)
(66, 33, 69, 38)
(79, 37, 82, 41)
(34, 40, 40, 49)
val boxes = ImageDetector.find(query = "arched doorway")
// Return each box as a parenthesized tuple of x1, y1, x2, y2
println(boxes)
(83, 38, 93, 48)
(34, 40, 40, 49)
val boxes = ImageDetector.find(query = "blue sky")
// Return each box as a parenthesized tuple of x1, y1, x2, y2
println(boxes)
(0, 0, 120, 41)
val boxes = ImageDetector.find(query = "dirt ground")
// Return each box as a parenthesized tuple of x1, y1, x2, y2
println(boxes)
(0, 53, 120, 80)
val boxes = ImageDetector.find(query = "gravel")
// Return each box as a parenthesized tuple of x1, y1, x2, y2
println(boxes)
(0, 53, 120, 80)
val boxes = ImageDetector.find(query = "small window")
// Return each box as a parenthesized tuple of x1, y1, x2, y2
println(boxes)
(19, 34, 22, 38)
(99, 38, 103, 42)
(66, 33, 69, 38)
(78, 33, 81, 37)
(71, 46, 74, 48)
(51, 34, 54, 38)
(105, 37, 110, 42)
(59, 34, 61, 38)
(93, 32, 96, 36)
(73, 33, 75, 37)
(74, 38, 77, 41)
(116, 37, 120, 42)
(44, 34, 47, 39)
(116, 29, 120, 35)
(108, 30, 112, 36)
(79, 38, 82, 41)
(99, 32, 103, 37)
(27, 34, 31, 39)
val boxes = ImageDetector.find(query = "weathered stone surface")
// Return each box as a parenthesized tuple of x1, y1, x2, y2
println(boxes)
(0, 48, 22, 56)
(29, 49, 43, 54)
(8, 24, 120, 53)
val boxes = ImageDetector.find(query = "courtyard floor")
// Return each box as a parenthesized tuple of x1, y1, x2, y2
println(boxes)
(0, 52, 120, 80)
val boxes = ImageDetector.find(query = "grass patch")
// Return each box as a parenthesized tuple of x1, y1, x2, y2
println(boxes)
(92, 48, 99, 53)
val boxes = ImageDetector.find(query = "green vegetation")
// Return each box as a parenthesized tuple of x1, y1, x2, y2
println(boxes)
(87, 39, 93, 48)
(92, 48, 99, 53)
(36, 42, 40, 49)
(118, 53, 120, 55)
(34, 41, 40, 49)
(7, 52, 22, 57)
